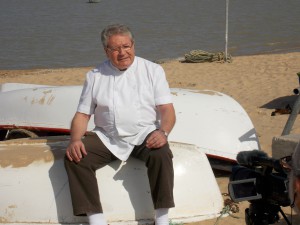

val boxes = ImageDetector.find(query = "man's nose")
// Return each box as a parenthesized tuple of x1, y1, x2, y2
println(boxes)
(118, 47, 126, 54)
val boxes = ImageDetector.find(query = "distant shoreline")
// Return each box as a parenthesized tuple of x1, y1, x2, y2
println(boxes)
(1, 49, 300, 71)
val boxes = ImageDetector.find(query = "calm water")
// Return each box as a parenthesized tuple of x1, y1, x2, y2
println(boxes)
(0, 0, 300, 69)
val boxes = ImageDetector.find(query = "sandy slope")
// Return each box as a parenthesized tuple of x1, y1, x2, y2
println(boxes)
(1, 52, 300, 224)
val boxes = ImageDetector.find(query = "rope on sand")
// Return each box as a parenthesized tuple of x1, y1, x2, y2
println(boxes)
(183, 50, 232, 63)
(214, 198, 240, 225)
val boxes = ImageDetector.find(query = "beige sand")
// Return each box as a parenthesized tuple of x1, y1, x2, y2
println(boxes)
(1, 52, 300, 224)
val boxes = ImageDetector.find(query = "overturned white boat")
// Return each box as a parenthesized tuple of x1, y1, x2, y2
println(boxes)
(0, 83, 261, 163)
(0, 82, 260, 225)
(0, 139, 223, 225)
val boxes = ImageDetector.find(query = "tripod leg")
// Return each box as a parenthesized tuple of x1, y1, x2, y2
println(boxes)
(279, 207, 292, 225)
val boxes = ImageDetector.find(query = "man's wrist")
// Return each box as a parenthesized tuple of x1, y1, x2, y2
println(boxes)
(159, 129, 169, 138)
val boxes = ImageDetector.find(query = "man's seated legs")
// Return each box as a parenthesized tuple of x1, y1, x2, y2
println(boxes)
(65, 133, 174, 225)
(132, 141, 175, 225)
(64, 133, 117, 218)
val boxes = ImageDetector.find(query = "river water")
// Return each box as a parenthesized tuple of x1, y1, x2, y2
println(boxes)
(0, 0, 299, 69)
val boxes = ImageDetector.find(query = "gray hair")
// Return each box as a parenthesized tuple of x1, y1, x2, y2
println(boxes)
(292, 142, 300, 176)
(101, 24, 134, 48)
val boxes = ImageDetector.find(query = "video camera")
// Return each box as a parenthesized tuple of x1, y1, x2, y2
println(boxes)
(228, 150, 291, 225)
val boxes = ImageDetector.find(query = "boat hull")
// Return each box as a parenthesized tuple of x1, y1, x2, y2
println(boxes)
(0, 83, 260, 161)
(0, 139, 223, 224)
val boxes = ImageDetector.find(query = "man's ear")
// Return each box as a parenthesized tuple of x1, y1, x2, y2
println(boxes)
(104, 48, 109, 58)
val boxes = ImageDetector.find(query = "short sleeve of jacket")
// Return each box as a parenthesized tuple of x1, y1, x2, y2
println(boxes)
(77, 71, 96, 115)
(153, 65, 172, 105)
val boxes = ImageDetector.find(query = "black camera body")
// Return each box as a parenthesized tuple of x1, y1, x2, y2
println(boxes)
(229, 165, 290, 206)
(228, 150, 291, 225)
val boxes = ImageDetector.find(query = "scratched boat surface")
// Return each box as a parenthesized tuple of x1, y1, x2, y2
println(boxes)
(0, 139, 223, 225)
(0, 83, 260, 161)
(169, 88, 261, 161)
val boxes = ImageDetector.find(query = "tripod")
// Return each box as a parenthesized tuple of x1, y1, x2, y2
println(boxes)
(245, 201, 291, 225)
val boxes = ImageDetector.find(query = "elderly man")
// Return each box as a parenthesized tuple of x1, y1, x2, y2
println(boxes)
(64, 24, 176, 225)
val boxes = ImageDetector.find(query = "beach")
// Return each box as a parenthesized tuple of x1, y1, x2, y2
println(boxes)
(1, 52, 300, 224)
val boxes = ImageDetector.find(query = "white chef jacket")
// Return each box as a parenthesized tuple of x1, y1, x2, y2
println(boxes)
(77, 56, 172, 161)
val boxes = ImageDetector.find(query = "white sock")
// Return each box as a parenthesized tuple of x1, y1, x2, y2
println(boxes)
(155, 208, 169, 225)
(87, 212, 107, 225)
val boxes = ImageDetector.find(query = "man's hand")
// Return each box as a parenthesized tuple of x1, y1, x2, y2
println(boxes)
(146, 130, 168, 149)
(66, 140, 87, 163)
(66, 112, 90, 162)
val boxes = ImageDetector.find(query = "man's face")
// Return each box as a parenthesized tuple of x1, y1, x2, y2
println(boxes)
(105, 34, 135, 70)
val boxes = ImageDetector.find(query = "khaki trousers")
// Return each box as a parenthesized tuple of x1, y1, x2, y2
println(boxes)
(64, 133, 175, 216)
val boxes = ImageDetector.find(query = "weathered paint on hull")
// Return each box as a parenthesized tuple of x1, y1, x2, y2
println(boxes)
(0, 83, 260, 161)
(0, 139, 223, 224)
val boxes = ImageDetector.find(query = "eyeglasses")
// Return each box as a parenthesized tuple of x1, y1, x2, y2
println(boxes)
(280, 155, 292, 173)
(106, 42, 133, 53)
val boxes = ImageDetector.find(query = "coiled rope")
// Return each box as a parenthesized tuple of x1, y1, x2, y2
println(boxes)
(214, 198, 240, 225)
(183, 50, 232, 63)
